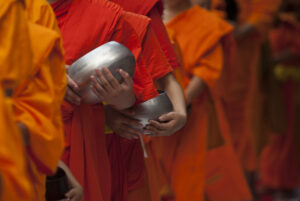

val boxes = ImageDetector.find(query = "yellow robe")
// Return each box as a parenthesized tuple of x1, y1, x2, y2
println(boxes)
(12, 0, 66, 200)
(0, 0, 33, 200)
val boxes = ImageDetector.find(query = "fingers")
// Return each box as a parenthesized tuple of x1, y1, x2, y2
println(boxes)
(117, 127, 140, 140)
(67, 75, 79, 92)
(158, 112, 175, 122)
(65, 189, 76, 198)
(119, 69, 132, 86)
(65, 87, 81, 105)
(144, 124, 161, 136)
(103, 67, 120, 89)
(90, 77, 105, 100)
(94, 69, 113, 92)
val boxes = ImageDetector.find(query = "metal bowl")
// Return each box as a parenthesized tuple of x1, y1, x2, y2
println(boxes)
(131, 92, 173, 129)
(46, 167, 70, 201)
(68, 41, 136, 104)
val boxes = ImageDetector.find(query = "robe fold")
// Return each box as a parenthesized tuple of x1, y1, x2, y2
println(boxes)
(12, 1, 66, 199)
(106, 11, 172, 201)
(154, 6, 252, 201)
(235, 0, 282, 171)
(0, 1, 33, 200)
(110, 0, 180, 71)
(52, 0, 157, 200)
(260, 14, 300, 189)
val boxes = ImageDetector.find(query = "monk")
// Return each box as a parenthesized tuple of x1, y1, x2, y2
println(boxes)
(10, 0, 67, 200)
(103, 10, 187, 201)
(260, 2, 300, 198)
(50, 0, 160, 200)
(144, 0, 253, 200)
(186, 1, 254, 201)
(234, 0, 282, 172)
(104, 1, 187, 201)
(0, 0, 33, 200)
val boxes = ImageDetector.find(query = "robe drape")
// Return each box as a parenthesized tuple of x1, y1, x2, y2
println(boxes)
(52, 1, 157, 201)
(260, 14, 300, 189)
(12, 1, 66, 199)
(155, 6, 252, 201)
(0, 1, 33, 200)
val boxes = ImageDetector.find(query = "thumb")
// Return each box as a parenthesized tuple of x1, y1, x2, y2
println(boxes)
(67, 75, 79, 91)
(65, 188, 77, 198)
(119, 69, 132, 86)
(158, 112, 174, 122)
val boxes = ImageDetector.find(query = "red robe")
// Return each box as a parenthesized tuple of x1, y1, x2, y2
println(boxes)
(52, 0, 157, 201)
(260, 14, 300, 189)
(106, 11, 173, 201)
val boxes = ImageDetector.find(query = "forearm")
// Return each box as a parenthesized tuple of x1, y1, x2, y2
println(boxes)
(156, 73, 186, 116)
(184, 76, 205, 105)
(58, 161, 81, 188)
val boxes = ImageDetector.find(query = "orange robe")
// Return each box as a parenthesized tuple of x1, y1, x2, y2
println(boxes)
(52, 1, 158, 201)
(0, 1, 33, 200)
(260, 14, 300, 189)
(156, 6, 252, 201)
(235, 0, 282, 171)
(11, 0, 66, 200)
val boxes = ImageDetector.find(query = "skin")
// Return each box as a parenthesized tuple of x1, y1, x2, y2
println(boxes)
(57, 161, 83, 201)
(65, 65, 135, 110)
(106, 73, 187, 139)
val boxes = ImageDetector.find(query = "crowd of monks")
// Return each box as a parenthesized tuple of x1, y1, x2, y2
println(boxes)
(0, 0, 299, 201)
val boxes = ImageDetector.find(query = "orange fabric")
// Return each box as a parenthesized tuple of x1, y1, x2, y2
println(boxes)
(11, 1, 66, 200)
(260, 15, 300, 189)
(233, 0, 282, 171)
(0, 1, 33, 200)
(111, 0, 180, 71)
(147, 6, 248, 201)
(53, 1, 157, 201)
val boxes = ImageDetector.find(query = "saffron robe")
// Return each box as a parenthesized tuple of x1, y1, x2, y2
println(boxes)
(0, 1, 33, 200)
(260, 14, 300, 189)
(235, 0, 282, 171)
(12, 0, 66, 199)
(156, 6, 251, 201)
(52, 1, 157, 201)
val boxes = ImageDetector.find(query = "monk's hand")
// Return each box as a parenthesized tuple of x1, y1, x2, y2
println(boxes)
(90, 67, 135, 110)
(144, 111, 187, 137)
(65, 75, 81, 105)
(64, 185, 83, 201)
(105, 106, 143, 139)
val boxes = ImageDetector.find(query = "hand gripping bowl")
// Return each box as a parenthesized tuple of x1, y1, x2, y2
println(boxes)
(68, 41, 136, 104)
(130, 91, 174, 131)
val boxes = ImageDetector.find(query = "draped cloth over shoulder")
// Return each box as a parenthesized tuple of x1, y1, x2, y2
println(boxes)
(110, 0, 180, 71)
(52, 0, 157, 201)
(0, 1, 33, 200)
(150, 6, 252, 201)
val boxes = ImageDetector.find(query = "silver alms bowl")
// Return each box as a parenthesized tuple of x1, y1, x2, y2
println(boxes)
(131, 92, 173, 129)
(68, 41, 136, 104)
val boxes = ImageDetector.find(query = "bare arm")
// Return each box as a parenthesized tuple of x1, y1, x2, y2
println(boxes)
(184, 76, 205, 105)
(145, 73, 187, 136)
(58, 161, 83, 201)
